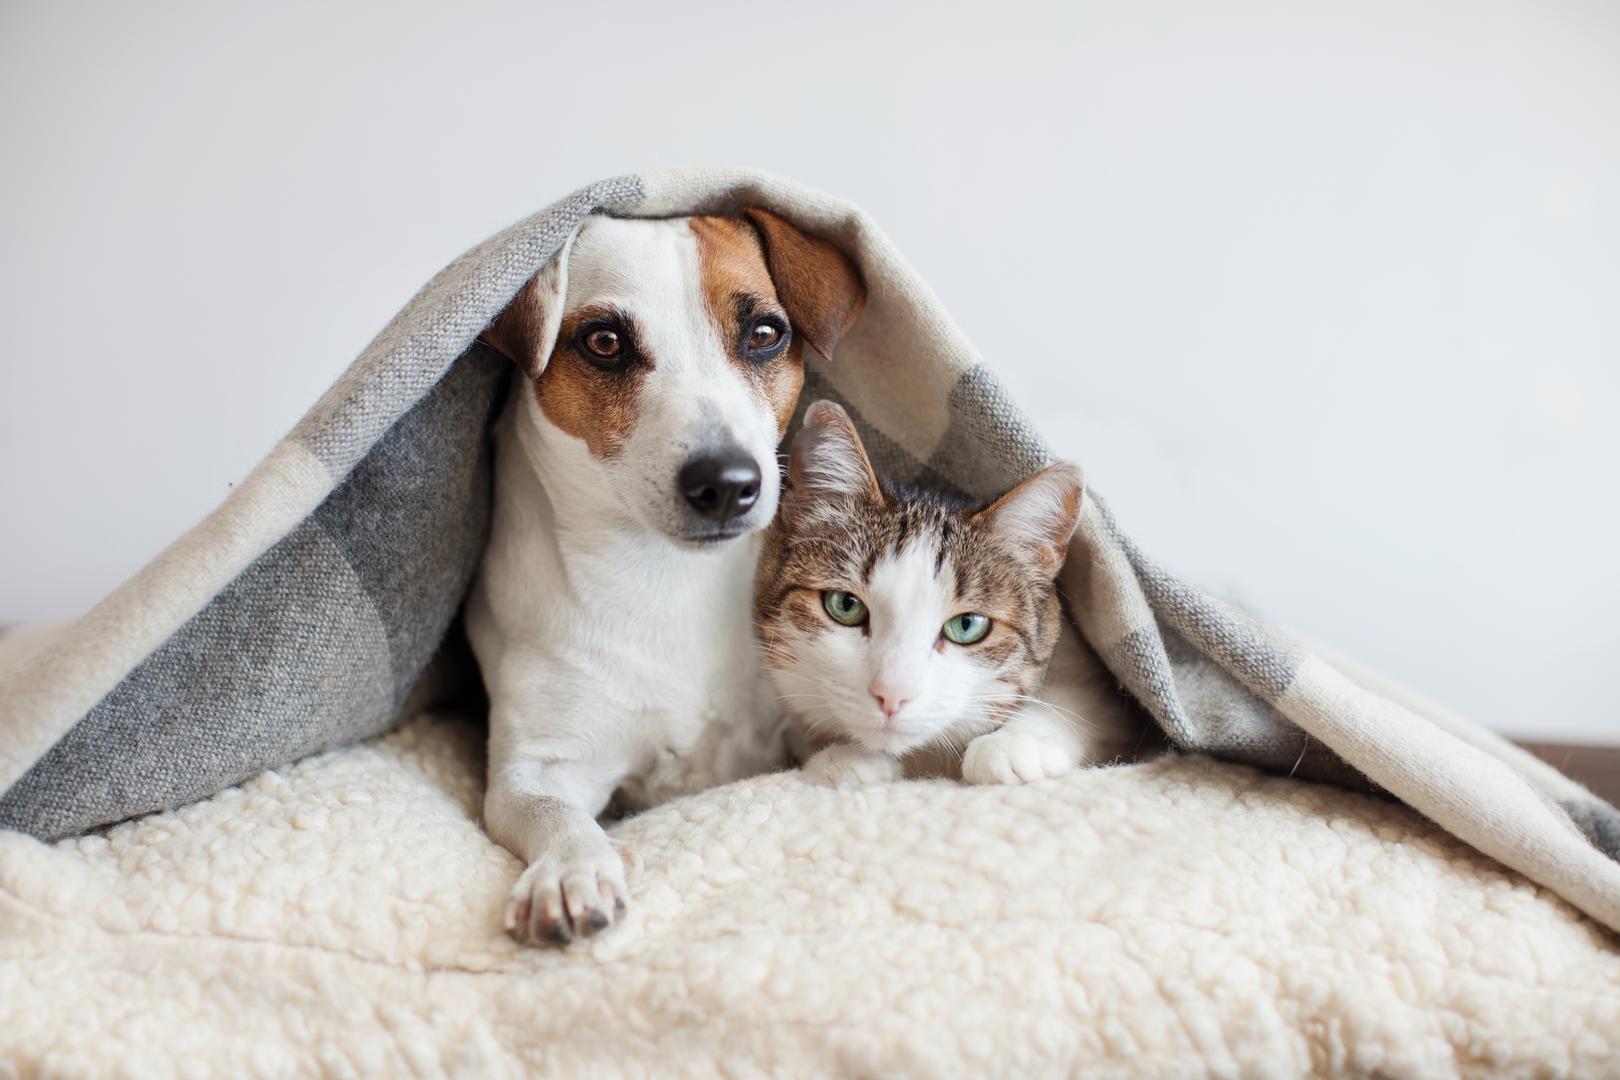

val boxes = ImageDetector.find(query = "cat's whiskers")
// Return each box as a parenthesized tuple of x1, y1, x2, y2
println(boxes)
(956, 692, 1023, 721)
(792, 713, 839, 741)
(767, 686, 863, 737)
(959, 690, 1072, 717)
(1005, 694, 1095, 730)
(771, 690, 835, 706)
(752, 642, 799, 665)
(927, 728, 969, 769)
(962, 691, 1097, 734)
(767, 686, 836, 707)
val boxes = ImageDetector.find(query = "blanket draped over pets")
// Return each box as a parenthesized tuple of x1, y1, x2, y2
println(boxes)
(1, 166, 1617, 936)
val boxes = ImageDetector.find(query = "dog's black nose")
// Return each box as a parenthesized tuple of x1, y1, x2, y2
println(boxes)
(680, 449, 762, 522)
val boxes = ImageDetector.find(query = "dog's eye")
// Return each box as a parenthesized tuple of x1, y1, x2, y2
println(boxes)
(745, 318, 786, 357)
(584, 328, 623, 359)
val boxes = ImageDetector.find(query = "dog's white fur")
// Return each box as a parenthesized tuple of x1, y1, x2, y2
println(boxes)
(466, 215, 829, 945)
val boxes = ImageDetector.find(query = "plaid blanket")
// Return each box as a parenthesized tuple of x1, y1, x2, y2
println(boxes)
(3, 167, 1617, 934)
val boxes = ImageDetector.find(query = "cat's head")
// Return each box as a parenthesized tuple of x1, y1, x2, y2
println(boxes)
(755, 401, 1084, 757)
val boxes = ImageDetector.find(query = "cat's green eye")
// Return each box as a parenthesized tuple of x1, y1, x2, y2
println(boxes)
(942, 612, 992, 645)
(822, 590, 869, 627)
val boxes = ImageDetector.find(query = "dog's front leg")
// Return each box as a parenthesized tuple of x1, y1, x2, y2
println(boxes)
(485, 758, 635, 946)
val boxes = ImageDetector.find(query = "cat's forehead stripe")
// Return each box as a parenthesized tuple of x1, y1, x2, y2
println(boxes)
(861, 545, 881, 586)
(891, 511, 914, 563)
(854, 501, 952, 587)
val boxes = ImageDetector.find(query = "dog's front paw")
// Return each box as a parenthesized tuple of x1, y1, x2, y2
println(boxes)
(962, 729, 1076, 785)
(504, 837, 637, 947)
(804, 743, 902, 788)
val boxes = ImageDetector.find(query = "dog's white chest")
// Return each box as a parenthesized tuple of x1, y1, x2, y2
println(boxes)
(583, 556, 786, 808)
(467, 425, 787, 818)
(612, 659, 785, 811)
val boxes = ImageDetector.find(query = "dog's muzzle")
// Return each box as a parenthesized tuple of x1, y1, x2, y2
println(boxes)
(678, 447, 761, 525)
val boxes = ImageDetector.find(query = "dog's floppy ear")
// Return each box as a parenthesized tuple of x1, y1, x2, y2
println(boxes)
(787, 400, 884, 507)
(743, 208, 866, 359)
(480, 232, 576, 379)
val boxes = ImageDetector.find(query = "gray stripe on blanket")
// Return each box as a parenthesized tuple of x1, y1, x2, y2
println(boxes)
(0, 351, 507, 840)
(1149, 578, 1301, 702)
(1565, 799, 1620, 861)
(1106, 623, 1364, 788)
(926, 365, 1052, 501)
(310, 347, 508, 704)
(1089, 494, 1302, 701)
(0, 521, 394, 840)
(1104, 625, 1192, 744)
(798, 364, 1050, 503)
(795, 369, 953, 494)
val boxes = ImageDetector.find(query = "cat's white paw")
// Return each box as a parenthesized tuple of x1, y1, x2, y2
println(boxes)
(805, 743, 903, 788)
(504, 837, 638, 947)
(962, 729, 1077, 785)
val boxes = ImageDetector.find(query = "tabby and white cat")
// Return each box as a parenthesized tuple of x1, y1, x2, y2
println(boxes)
(755, 401, 1139, 787)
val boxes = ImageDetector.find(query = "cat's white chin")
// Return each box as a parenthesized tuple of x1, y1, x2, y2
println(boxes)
(849, 724, 940, 757)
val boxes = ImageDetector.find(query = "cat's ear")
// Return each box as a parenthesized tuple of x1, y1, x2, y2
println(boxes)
(973, 462, 1084, 576)
(786, 400, 883, 505)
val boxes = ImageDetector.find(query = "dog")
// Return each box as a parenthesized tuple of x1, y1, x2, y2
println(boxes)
(466, 208, 866, 945)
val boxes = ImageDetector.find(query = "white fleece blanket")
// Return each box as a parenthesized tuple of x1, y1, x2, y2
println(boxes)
(3, 712, 1615, 1078)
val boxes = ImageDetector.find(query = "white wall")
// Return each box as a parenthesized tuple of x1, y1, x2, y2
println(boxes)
(2, 1, 1616, 741)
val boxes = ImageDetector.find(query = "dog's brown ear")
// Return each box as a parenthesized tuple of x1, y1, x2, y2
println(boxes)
(743, 208, 866, 359)
(479, 233, 574, 379)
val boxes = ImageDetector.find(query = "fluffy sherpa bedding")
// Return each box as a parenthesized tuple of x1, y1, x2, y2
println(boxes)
(3, 712, 1617, 1077)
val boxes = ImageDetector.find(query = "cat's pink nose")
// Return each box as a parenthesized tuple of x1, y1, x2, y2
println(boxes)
(869, 680, 912, 720)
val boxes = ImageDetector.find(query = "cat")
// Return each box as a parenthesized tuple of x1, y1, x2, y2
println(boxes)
(754, 400, 1142, 787)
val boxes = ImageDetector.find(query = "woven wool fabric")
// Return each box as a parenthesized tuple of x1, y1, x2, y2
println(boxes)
(1, 166, 1617, 935)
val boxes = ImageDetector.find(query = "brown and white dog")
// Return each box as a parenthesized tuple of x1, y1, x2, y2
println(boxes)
(466, 210, 865, 945)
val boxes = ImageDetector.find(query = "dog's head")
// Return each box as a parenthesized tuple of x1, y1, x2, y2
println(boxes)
(483, 209, 865, 547)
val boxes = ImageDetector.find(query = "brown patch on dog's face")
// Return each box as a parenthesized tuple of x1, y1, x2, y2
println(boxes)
(690, 215, 804, 435)
(533, 304, 649, 460)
